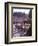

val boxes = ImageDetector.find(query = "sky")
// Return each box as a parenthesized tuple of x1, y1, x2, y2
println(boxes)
(13, 8, 30, 15)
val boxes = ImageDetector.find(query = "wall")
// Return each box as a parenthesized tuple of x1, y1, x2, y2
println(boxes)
(37, 5, 38, 41)
(0, 0, 38, 46)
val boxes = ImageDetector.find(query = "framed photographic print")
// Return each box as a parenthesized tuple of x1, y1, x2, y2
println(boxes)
(5, 2, 37, 44)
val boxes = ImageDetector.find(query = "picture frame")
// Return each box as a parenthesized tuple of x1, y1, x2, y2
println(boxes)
(5, 2, 37, 44)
